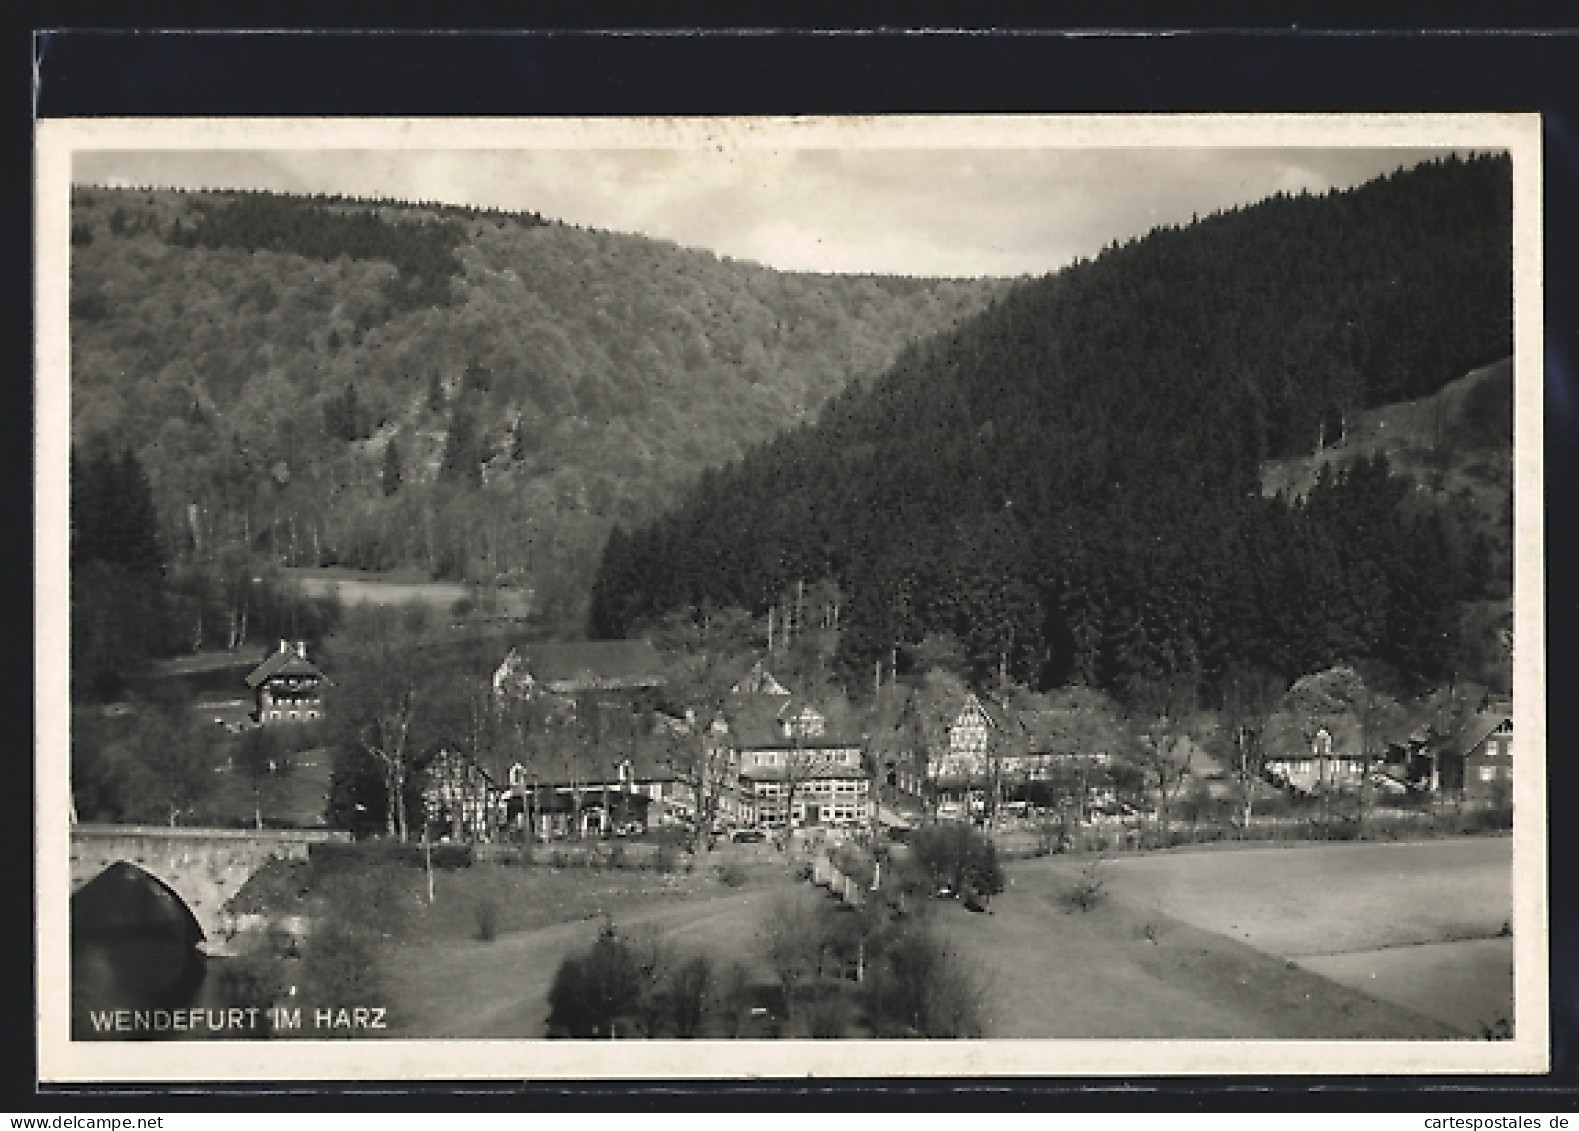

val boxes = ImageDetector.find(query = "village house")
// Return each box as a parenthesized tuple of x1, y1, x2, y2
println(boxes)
(244, 640, 327, 725)
(491, 639, 667, 707)
(1460, 707, 1514, 803)
(423, 747, 505, 842)
(405, 638, 685, 843)
(888, 692, 1012, 815)
(423, 742, 697, 843)
(1009, 707, 1119, 809)
(1262, 717, 1372, 796)
(717, 693, 871, 832)
(511, 750, 696, 841)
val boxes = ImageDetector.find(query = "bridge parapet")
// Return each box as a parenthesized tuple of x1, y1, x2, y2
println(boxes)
(70, 824, 351, 950)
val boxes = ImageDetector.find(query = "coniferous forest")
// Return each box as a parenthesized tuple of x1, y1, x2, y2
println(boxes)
(590, 154, 1514, 701)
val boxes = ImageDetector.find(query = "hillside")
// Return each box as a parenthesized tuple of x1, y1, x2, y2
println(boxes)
(1259, 357, 1514, 692)
(1261, 358, 1512, 506)
(68, 187, 1006, 634)
(591, 153, 1514, 700)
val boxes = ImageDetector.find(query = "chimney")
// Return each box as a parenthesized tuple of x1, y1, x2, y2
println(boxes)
(279, 639, 290, 654)
(295, 640, 308, 660)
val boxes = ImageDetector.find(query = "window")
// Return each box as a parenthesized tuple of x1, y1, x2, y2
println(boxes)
(1478, 765, 1497, 783)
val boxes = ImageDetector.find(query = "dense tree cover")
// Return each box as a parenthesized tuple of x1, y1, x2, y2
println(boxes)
(70, 186, 1002, 637)
(591, 154, 1512, 702)
(71, 444, 180, 700)
(70, 695, 216, 825)
(172, 192, 470, 314)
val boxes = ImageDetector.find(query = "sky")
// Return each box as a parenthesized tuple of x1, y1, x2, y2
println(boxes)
(74, 146, 1471, 278)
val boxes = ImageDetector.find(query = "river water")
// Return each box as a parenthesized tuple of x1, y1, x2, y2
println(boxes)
(71, 863, 274, 1041)
(70, 932, 268, 1040)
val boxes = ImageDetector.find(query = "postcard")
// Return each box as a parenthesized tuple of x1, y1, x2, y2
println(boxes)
(36, 113, 1547, 1082)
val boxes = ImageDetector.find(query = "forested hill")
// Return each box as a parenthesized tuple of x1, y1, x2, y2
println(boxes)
(591, 153, 1513, 701)
(69, 187, 1005, 629)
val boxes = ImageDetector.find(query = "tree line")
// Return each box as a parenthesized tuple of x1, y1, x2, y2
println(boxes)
(590, 153, 1513, 705)
(170, 192, 470, 316)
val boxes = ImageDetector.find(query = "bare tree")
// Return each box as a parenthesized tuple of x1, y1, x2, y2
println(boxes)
(327, 606, 430, 842)
(1124, 671, 1202, 848)
(650, 604, 759, 847)
(902, 668, 971, 821)
(1220, 664, 1285, 834)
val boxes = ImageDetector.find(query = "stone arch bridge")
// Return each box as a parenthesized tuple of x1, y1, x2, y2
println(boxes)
(70, 824, 350, 951)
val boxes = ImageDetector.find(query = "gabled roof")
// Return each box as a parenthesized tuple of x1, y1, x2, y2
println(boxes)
(471, 722, 689, 791)
(1458, 709, 1513, 758)
(244, 649, 326, 689)
(724, 697, 861, 751)
(731, 659, 791, 697)
(952, 692, 1008, 732)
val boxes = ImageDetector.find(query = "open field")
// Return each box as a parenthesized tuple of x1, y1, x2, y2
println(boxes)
(1048, 836, 1512, 956)
(281, 566, 531, 617)
(993, 836, 1512, 1037)
(319, 837, 1509, 1040)
(1297, 938, 1513, 1036)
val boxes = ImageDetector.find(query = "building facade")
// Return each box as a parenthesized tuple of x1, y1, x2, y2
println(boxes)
(719, 697, 871, 830)
(244, 640, 327, 725)
(1462, 710, 1514, 803)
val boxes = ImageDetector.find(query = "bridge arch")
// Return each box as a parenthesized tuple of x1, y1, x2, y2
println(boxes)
(69, 825, 351, 951)
(71, 860, 205, 948)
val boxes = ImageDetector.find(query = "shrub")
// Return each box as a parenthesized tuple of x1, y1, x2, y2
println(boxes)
(299, 919, 384, 1017)
(1481, 1016, 1513, 1040)
(546, 922, 646, 1038)
(309, 839, 472, 871)
(863, 919, 989, 1038)
(312, 863, 414, 937)
(911, 823, 1004, 900)
(473, 897, 499, 942)
(666, 954, 713, 1038)
(217, 924, 296, 1011)
(716, 862, 748, 888)
(760, 889, 827, 1024)
(1065, 856, 1109, 913)
(715, 960, 755, 1038)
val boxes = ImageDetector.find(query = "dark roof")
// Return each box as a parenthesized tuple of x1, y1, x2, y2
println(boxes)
(724, 697, 861, 751)
(505, 640, 666, 689)
(244, 649, 326, 689)
(1262, 710, 1365, 760)
(1459, 709, 1513, 758)
(473, 739, 686, 791)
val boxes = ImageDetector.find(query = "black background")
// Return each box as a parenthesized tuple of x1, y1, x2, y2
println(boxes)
(26, 17, 1579, 1111)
